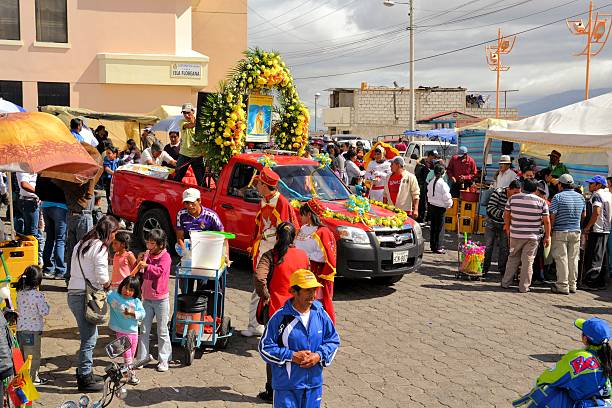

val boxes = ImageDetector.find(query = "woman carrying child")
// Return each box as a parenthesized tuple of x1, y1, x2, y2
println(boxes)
(135, 229, 172, 372)
(107, 276, 145, 385)
(16, 265, 50, 385)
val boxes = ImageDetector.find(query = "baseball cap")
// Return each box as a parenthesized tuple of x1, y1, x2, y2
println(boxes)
(289, 269, 323, 290)
(575, 318, 611, 345)
(558, 173, 574, 185)
(459, 146, 468, 154)
(499, 155, 512, 164)
(143, 126, 153, 132)
(182, 188, 201, 202)
(181, 103, 194, 113)
(536, 180, 547, 193)
(585, 175, 607, 186)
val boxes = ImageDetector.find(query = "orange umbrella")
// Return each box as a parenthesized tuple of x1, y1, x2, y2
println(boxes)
(0, 112, 100, 183)
(363, 141, 400, 168)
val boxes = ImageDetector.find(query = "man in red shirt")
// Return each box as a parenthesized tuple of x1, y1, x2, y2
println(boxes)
(446, 146, 477, 198)
(384, 156, 420, 217)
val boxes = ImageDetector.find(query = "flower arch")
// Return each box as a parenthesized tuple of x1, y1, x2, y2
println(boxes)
(194, 48, 309, 173)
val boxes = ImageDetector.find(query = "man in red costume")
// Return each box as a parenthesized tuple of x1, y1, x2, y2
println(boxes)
(241, 166, 300, 337)
(296, 198, 337, 323)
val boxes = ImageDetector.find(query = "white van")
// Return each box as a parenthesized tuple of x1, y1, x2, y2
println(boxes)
(403, 140, 458, 174)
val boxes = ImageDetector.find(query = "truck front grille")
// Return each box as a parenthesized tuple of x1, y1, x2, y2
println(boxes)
(374, 227, 414, 248)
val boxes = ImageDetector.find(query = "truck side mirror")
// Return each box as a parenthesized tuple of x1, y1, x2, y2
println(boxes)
(243, 188, 261, 203)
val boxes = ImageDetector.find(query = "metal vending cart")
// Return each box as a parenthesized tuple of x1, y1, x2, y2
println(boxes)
(170, 264, 233, 365)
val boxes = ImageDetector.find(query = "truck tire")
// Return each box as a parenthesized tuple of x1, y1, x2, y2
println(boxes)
(372, 275, 404, 286)
(136, 208, 176, 250)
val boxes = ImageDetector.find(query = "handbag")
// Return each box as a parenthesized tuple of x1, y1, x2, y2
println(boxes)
(77, 251, 109, 326)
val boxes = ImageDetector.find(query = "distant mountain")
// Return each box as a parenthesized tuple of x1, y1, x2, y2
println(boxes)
(517, 88, 612, 117)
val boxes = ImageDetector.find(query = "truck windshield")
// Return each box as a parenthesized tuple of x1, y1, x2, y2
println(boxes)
(275, 165, 351, 201)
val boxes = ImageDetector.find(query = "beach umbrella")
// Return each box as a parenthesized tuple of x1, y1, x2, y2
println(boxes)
(0, 98, 25, 113)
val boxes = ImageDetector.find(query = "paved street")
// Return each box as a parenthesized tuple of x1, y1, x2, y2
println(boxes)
(35, 236, 612, 407)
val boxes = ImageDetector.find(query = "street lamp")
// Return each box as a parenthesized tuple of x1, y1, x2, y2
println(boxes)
(314, 92, 321, 132)
(383, 0, 415, 132)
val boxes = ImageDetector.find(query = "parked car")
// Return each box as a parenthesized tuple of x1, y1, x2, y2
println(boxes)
(403, 140, 458, 174)
(111, 152, 424, 285)
(332, 135, 372, 151)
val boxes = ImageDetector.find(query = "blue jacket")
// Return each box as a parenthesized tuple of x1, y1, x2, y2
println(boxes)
(107, 291, 145, 334)
(259, 299, 340, 391)
(514, 347, 611, 407)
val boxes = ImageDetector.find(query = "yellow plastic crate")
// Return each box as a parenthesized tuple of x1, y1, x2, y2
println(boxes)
(0, 236, 39, 309)
(447, 198, 459, 217)
(476, 216, 487, 235)
(459, 216, 475, 234)
(445, 215, 457, 232)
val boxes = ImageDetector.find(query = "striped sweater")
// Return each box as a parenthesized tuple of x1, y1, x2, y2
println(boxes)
(487, 188, 508, 224)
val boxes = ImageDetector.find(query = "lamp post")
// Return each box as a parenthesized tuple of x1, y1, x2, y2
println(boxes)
(314, 92, 321, 132)
(566, 0, 612, 100)
(485, 28, 516, 118)
(383, 0, 415, 132)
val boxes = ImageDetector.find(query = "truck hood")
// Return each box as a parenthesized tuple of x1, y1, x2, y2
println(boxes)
(302, 199, 416, 234)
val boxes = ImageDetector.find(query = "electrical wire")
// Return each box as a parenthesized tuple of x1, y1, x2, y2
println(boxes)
(292, 3, 611, 80)
(249, 0, 313, 30)
(250, 0, 337, 36)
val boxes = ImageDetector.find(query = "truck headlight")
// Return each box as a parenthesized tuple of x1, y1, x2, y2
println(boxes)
(337, 226, 370, 244)
(411, 222, 423, 242)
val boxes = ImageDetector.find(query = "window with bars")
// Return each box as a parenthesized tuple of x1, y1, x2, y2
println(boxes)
(37, 82, 69, 107)
(0, 81, 23, 106)
(35, 0, 67, 43)
(0, 0, 20, 40)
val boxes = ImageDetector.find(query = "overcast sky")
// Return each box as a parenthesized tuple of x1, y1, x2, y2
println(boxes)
(247, 0, 612, 127)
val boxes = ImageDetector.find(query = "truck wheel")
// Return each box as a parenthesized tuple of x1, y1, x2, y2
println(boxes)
(137, 208, 175, 250)
(372, 275, 404, 286)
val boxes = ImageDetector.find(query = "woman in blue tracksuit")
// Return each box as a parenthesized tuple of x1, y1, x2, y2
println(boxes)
(259, 269, 340, 408)
(514, 317, 612, 407)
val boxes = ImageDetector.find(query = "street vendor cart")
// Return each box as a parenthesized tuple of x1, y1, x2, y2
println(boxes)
(170, 265, 232, 365)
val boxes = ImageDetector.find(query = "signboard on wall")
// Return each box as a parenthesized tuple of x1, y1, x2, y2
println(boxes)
(171, 63, 202, 79)
(246, 94, 273, 143)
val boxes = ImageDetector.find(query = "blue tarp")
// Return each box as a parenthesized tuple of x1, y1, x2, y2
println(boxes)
(403, 128, 457, 144)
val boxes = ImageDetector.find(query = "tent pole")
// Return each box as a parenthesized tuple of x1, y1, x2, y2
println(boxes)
(6, 172, 14, 240)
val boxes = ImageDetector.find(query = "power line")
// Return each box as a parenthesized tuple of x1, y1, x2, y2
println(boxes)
(249, 0, 313, 30)
(292, 4, 611, 80)
(250, 0, 336, 36)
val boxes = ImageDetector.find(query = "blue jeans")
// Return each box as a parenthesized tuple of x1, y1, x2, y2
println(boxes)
(64, 212, 93, 282)
(19, 198, 42, 263)
(136, 298, 172, 363)
(67, 293, 98, 376)
(42, 206, 68, 276)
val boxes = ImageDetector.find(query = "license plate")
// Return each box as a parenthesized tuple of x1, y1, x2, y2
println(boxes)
(393, 250, 409, 264)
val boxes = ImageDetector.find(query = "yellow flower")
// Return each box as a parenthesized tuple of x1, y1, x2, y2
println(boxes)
(223, 141, 230, 146)
(230, 113, 237, 121)
(215, 137, 223, 145)
(254, 57, 260, 63)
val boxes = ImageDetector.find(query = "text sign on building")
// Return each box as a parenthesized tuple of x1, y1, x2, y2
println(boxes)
(171, 63, 202, 79)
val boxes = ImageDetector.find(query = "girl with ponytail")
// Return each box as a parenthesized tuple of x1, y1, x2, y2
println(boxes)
(253, 221, 310, 402)
(426, 164, 453, 254)
(514, 317, 612, 407)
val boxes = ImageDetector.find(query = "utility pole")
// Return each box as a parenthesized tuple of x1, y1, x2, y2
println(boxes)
(566, 0, 612, 100)
(485, 29, 516, 118)
(383, 0, 415, 131)
(314, 92, 321, 132)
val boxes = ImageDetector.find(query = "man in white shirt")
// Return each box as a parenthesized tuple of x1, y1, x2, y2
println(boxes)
(140, 142, 177, 167)
(582, 175, 612, 290)
(365, 146, 391, 201)
(77, 117, 99, 148)
(492, 155, 517, 189)
(16, 172, 43, 263)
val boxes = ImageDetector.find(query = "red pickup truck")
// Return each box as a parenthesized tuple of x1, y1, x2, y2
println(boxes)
(111, 153, 424, 284)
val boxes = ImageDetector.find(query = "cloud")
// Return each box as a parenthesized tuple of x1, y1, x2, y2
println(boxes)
(247, 0, 612, 127)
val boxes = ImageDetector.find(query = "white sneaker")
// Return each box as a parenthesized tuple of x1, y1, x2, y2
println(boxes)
(156, 361, 169, 372)
(240, 328, 263, 337)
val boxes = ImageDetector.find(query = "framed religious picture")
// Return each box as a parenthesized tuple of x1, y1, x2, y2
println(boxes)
(246, 94, 273, 143)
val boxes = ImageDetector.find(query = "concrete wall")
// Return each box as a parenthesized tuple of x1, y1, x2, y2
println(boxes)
(0, 0, 247, 113)
(323, 87, 519, 137)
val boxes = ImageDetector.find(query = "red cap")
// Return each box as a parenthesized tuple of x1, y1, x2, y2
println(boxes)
(255, 166, 280, 187)
(307, 197, 326, 216)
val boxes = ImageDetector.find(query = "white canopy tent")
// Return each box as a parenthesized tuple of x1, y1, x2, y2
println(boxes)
(485, 92, 612, 176)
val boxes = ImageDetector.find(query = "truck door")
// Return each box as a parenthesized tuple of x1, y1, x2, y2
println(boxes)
(404, 142, 421, 174)
(214, 162, 260, 252)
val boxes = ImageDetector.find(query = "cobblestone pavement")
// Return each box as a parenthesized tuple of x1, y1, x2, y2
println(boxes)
(35, 238, 612, 407)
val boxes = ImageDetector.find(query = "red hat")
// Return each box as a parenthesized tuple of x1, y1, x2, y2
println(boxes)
(254, 166, 280, 187)
(307, 197, 326, 216)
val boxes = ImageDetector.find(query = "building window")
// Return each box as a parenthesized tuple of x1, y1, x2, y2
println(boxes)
(35, 0, 67, 43)
(37, 82, 69, 107)
(0, 0, 20, 40)
(0, 81, 23, 106)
